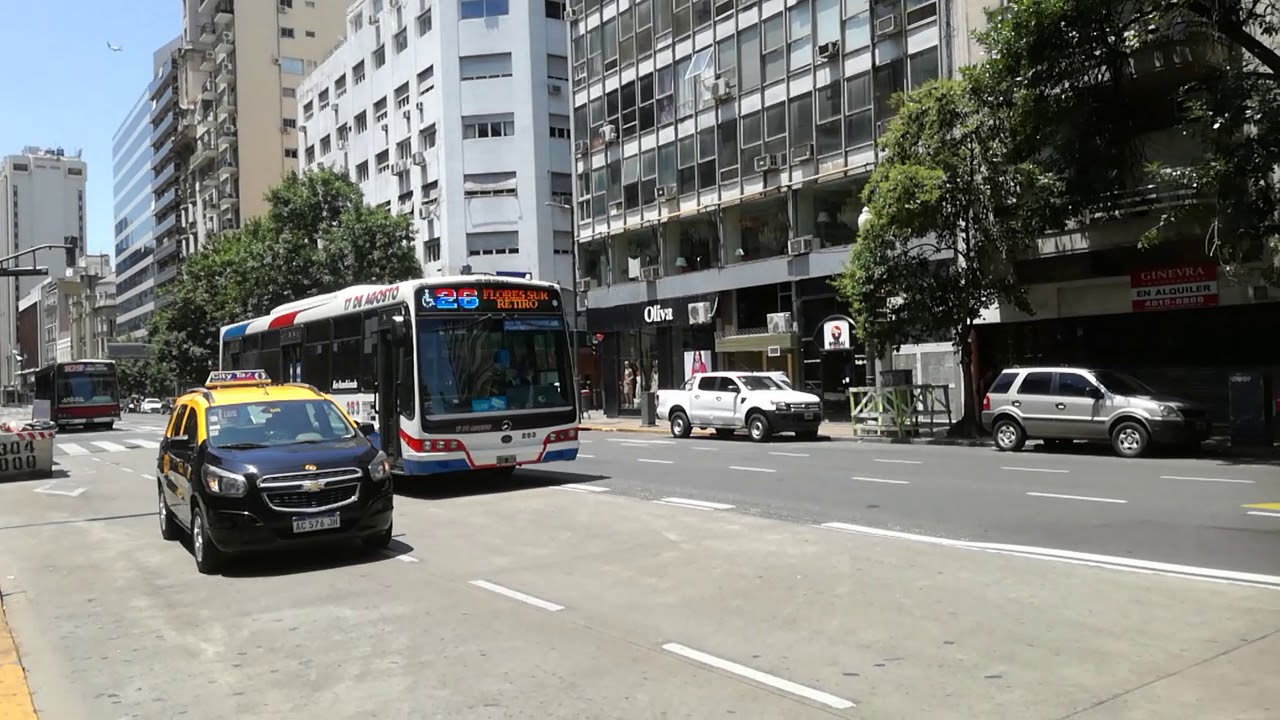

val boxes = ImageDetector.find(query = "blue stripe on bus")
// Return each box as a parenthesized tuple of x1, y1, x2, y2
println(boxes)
(399, 447, 578, 476)
(222, 322, 251, 339)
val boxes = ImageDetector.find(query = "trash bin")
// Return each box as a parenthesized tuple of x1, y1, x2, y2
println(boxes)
(639, 391, 657, 426)
(579, 389, 593, 418)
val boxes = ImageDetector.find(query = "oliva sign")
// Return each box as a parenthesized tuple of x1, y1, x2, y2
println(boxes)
(643, 304, 674, 323)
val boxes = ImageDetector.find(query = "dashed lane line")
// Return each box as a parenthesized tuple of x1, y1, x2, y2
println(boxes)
(852, 476, 910, 485)
(661, 642, 855, 710)
(1161, 475, 1254, 484)
(469, 580, 564, 612)
(654, 497, 735, 511)
(1026, 492, 1127, 504)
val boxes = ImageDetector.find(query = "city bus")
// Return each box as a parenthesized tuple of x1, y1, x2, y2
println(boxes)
(32, 359, 122, 430)
(218, 276, 580, 476)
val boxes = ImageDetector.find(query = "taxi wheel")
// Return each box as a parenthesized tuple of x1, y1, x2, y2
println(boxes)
(192, 506, 226, 575)
(362, 523, 393, 550)
(158, 481, 181, 541)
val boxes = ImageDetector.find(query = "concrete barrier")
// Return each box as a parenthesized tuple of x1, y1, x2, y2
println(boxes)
(0, 430, 55, 482)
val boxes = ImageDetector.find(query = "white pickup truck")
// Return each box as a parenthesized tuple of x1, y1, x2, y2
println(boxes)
(655, 371, 823, 442)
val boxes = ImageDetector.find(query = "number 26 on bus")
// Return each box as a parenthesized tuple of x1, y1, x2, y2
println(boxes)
(426, 287, 479, 310)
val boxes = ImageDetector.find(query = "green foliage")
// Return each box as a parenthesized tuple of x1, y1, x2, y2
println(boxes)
(115, 357, 169, 398)
(975, 0, 1280, 276)
(148, 167, 421, 388)
(833, 77, 1063, 431)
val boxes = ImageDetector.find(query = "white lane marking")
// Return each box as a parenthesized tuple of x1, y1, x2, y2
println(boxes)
(818, 522, 1280, 590)
(557, 483, 610, 493)
(58, 442, 89, 455)
(1026, 492, 1127, 504)
(690, 446, 719, 451)
(608, 438, 676, 445)
(469, 580, 564, 612)
(1246, 511, 1280, 518)
(656, 497, 735, 510)
(580, 439, 593, 443)
(637, 458, 674, 464)
(873, 458, 922, 465)
(90, 457, 103, 462)
(141, 474, 155, 480)
(1001, 466, 1069, 474)
(662, 643, 855, 710)
(33, 483, 86, 497)
(125, 438, 161, 449)
(392, 554, 420, 563)
(768, 451, 809, 457)
(730, 466, 776, 473)
(852, 476, 910, 484)
(1161, 475, 1254, 484)
(90, 441, 130, 453)
(578, 454, 596, 458)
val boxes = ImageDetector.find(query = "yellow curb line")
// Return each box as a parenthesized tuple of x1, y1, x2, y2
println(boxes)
(0, 592, 37, 720)
(1244, 503, 1280, 512)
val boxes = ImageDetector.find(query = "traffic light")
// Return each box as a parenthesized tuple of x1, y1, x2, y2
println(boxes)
(64, 243, 76, 268)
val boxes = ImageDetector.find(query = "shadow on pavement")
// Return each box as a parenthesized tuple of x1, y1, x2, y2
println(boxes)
(394, 467, 612, 501)
(213, 536, 417, 578)
(1026, 440, 1280, 467)
(0, 510, 154, 533)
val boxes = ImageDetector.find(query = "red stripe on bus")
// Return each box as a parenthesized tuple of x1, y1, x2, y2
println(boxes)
(267, 310, 302, 329)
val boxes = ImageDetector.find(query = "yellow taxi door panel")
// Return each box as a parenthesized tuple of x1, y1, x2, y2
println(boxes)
(173, 405, 201, 517)
(161, 405, 187, 515)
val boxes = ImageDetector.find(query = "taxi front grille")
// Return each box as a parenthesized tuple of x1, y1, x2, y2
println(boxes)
(259, 468, 362, 513)
(263, 484, 359, 512)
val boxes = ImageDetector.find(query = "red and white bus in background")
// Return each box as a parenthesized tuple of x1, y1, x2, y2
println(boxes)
(32, 360, 122, 430)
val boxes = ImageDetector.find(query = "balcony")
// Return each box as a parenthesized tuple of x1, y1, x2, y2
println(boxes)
(214, 3, 235, 28)
(155, 238, 181, 263)
(154, 263, 180, 288)
(153, 163, 176, 190)
(153, 212, 178, 240)
(215, 66, 235, 90)
(192, 140, 216, 167)
(199, 22, 216, 44)
(219, 192, 238, 212)
(217, 158, 238, 180)
(151, 112, 175, 142)
(216, 125, 237, 149)
(155, 187, 178, 214)
(155, 85, 176, 114)
(152, 138, 174, 165)
(199, 50, 216, 72)
(215, 32, 234, 59)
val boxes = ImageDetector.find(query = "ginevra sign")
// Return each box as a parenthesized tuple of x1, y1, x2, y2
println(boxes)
(642, 304, 674, 323)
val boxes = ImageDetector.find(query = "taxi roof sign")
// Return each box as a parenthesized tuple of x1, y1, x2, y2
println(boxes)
(205, 369, 271, 388)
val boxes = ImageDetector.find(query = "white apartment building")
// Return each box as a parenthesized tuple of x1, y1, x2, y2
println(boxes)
(0, 147, 88, 391)
(297, 0, 575, 290)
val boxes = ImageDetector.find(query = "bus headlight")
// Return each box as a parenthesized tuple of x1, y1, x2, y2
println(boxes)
(202, 465, 247, 497)
(368, 451, 391, 482)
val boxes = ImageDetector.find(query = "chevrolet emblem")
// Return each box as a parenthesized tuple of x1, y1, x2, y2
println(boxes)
(302, 480, 324, 493)
(304, 463, 318, 471)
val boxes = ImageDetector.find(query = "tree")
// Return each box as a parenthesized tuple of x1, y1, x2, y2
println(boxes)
(833, 78, 1064, 435)
(975, 0, 1280, 277)
(116, 357, 168, 398)
(148, 167, 421, 387)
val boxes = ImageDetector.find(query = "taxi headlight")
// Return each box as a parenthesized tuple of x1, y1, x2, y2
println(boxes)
(202, 465, 247, 497)
(368, 451, 391, 482)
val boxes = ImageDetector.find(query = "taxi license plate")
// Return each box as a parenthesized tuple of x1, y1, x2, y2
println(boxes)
(804, 412, 815, 420)
(497, 454, 517, 466)
(292, 513, 341, 534)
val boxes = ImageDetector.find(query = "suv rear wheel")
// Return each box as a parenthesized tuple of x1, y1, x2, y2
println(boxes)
(992, 417, 1026, 452)
(1111, 420, 1150, 458)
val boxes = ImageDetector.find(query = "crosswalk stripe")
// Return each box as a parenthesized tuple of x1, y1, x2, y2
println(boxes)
(90, 441, 130, 452)
(125, 439, 160, 449)
(59, 442, 89, 455)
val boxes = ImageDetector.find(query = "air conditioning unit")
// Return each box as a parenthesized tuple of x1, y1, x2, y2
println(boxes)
(401, 109, 411, 120)
(574, 140, 589, 156)
(600, 124, 618, 143)
(564, 6, 579, 20)
(271, 55, 281, 65)
(655, 184, 677, 200)
(369, 14, 380, 24)
(280, 124, 291, 133)
(816, 41, 841, 60)
(222, 32, 234, 43)
(416, 101, 424, 111)
(411, 151, 426, 165)
(204, 50, 215, 59)
(640, 265, 661, 282)
(278, 3, 289, 11)
(548, 82, 563, 96)
(221, 63, 234, 73)
(336, 139, 348, 151)
(710, 78, 734, 101)
(787, 235, 814, 256)
(576, 278, 594, 293)
(418, 204, 431, 219)
(791, 143, 814, 162)
(608, 200, 624, 215)
(221, 124, 235, 134)
(393, 160, 409, 173)
(766, 312, 793, 335)
(688, 301, 712, 325)
(753, 154, 779, 172)
(875, 14, 899, 36)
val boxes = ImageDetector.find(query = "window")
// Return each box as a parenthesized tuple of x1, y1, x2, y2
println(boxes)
(282, 86, 297, 98)
(280, 27, 295, 38)
(1016, 372, 1053, 395)
(460, 0, 509, 19)
(373, 45, 386, 69)
(465, 231, 519, 255)
(463, 114, 515, 138)
(844, 72, 873, 147)
(460, 53, 513, 79)
(417, 9, 433, 35)
(738, 25, 761, 91)
(547, 54, 569, 81)
(546, 0, 565, 19)
(374, 97, 388, 122)
(352, 60, 366, 84)
(762, 14, 786, 84)
(320, 134, 332, 155)
(908, 46, 940, 90)
(280, 57, 305, 74)
(844, 11, 870, 51)
(354, 111, 368, 133)
(305, 30, 316, 37)
(1055, 373, 1097, 398)
(549, 114, 570, 139)
(356, 161, 370, 182)
(788, 1, 812, 72)
(464, 172, 518, 197)
(906, 0, 938, 25)
(789, 94, 814, 147)
(424, 241, 441, 263)
(394, 28, 408, 53)
(205, 400, 355, 449)
(282, 117, 297, 129)
(816, 0, 841, 45)
(987, 372, 1017, 395)
(417, 65, 435, 94)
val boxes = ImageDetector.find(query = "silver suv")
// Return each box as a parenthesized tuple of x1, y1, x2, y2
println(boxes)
(980, 367, 1211, 458)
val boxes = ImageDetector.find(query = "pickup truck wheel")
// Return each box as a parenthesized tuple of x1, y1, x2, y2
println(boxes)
(747, 413, 772, 443)
(669, 411, 692, 438)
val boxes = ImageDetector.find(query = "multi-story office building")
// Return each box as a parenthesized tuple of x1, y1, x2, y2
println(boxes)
(571, 0, 945, 415)
(15, 255, 116, 374)
(0, 147, 88, 393)
(112, 38, 183, 338)
(151, 0, 347, 295)
(297, 0, 575, 289)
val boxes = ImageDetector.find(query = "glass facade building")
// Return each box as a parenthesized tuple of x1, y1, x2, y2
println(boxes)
(111, 87, 159, 337)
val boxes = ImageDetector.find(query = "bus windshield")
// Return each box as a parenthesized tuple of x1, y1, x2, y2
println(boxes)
(58, 368, 118, 405)
(416, 315, 574, 416)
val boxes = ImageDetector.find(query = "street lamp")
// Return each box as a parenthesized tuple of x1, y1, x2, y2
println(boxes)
(855, 205, 881, 389)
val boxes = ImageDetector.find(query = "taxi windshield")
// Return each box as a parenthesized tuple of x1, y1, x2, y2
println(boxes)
(204, 399, 356, 448)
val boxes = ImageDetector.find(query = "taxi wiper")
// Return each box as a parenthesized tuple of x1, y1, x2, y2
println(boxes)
(218, 441, 269, 449)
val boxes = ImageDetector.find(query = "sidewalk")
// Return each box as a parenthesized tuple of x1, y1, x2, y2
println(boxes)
(576, 414, 1279, 458)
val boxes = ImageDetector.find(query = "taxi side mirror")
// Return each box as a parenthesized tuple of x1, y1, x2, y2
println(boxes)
(358, 422, 376, 437)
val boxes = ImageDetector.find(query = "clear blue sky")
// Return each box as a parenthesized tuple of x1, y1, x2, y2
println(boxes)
(0, 0, 181, 258)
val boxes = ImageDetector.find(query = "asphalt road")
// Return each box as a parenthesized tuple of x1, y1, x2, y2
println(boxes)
(0, 429, 1278, 718)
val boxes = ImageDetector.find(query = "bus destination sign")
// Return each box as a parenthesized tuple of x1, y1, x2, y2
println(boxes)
(63, 363, 112, 373)
(418, 285, 561, 313)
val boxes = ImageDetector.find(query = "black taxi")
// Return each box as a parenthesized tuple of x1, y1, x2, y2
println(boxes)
(157, 370, 394, 574)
